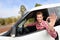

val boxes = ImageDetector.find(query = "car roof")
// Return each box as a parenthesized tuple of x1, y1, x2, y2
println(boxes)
(30, 3, 60, 12)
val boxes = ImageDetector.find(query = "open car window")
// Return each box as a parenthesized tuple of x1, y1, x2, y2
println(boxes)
(16, 15, 36, 36)
(24, 18, 35, 27)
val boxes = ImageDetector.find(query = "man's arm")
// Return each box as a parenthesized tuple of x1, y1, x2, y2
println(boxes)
(45, 13, 57, 38)
(45, 25, 57, 38)
(27, 22, 36, 27)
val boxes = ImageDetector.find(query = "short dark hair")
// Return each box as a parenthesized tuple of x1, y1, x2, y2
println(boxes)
(36, 11, 43, 16)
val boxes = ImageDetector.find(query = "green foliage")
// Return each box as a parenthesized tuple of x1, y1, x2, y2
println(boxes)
(24, 18, 35, 27)
(0, 17, 18, 25)
(35, 3, 42, 7)
(20, 5, 27, 16)
(26, 18, 35, 24)
(28, 18, 35, 22)
(13, 17, 18, 22)
(5, 18, 12, 24)
(0, 18, 5, 25)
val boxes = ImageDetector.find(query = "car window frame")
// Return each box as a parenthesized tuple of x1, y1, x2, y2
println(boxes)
(15, 9, 49, 37)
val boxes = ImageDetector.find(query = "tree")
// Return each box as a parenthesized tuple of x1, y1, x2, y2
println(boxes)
(19, 5, 27, 17)
(35, 3, 42, 7)
(5, 18, 12, 24)
(0, 18, 5, 25)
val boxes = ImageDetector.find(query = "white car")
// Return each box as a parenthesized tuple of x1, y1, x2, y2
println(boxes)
(0, 3, 60, 40)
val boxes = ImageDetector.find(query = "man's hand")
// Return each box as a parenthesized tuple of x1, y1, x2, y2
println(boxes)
(46, 13, 57, 30)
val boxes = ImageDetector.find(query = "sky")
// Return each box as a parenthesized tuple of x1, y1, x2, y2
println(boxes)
(0, 0, 60, 18)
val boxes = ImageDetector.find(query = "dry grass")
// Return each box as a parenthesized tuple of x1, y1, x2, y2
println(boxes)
(0, 24, 13, 33)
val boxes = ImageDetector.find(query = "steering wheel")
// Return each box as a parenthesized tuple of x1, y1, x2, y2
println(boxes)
(22, 27, 30, 34)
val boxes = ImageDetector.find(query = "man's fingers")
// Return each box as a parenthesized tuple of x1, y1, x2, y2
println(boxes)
(46, 17, 51, 21)
(52, 13, 57, 20)
(46, 17, 50, 23)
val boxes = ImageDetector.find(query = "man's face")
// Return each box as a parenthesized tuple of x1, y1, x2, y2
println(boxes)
(36, 14, 43, 23)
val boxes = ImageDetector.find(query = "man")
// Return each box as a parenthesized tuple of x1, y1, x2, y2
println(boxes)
(27, 11, 57, 38)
